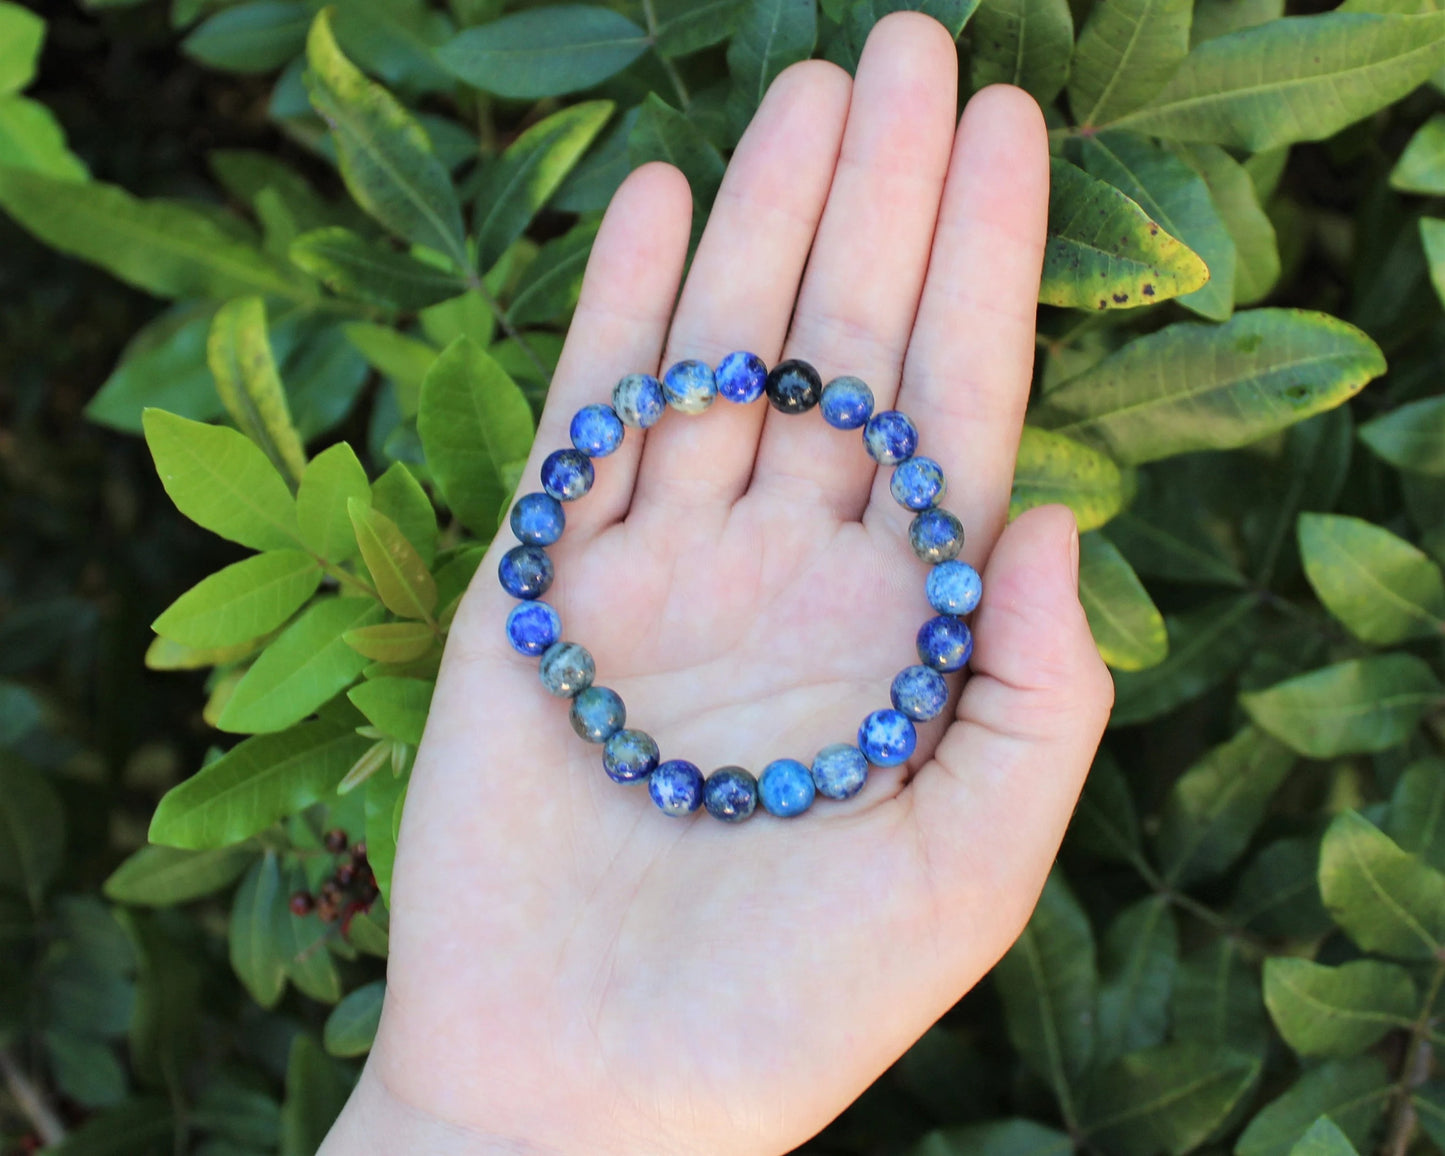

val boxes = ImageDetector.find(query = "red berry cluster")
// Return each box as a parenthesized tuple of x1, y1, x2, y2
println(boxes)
(288, 829, 379, 933)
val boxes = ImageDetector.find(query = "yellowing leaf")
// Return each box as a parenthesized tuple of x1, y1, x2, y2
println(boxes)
(208, 296, 308, 487)
(348, 499, 437, 621)
(1010, 425, 1126, 532)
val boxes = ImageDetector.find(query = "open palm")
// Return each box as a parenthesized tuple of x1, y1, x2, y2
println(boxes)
(328, 15, 1113, 1156)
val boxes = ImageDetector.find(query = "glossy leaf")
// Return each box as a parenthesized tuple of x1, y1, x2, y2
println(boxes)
(365, 767, 406, 903)
(323, 979, 384, 1057)
(279, 1035, 353, 1156)
(348, 676, 432, 745)
(349, 500, 436, 620)
(1068, 0, 1190, 129)
(103, 844, 257, 906)
(629, 93, 726, 247)
(0, 1, 44, 94)
(1319, 810, 1445, 960)
(1360, 396, 1445, 475)
(1094, 897, 1177, 1065)
(0, 760, 64, 909)
(728, 0, 816, 113)
(1235, 1057, 1392, 1156)
(1009, 426, 1125, 532)
(969, 0, 1073, 103)
(372, 461, 437, 564)
(183, 1, 310, 72)
(1078, 531, 1167, 670)
(152, 550, 320, 648)
(1391, 114, 1445, 195)
(289, 227, 468, 310)
(229, 851, 287, 1008)
(1263, 957, 1416, 1058)
(1176, 142, 1279, 305)
(343, 621, 436, 664)
(507, 219, 598, 327)
(653, 0, 745, 56)
(1288, 1119, 1360, 1156)
(297, 442, 371, 563)
(1387, 758, 1445, 871)
(0, 94, 88, 180)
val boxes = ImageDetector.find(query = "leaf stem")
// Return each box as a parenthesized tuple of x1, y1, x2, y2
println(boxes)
(641, 0, 691, 110)
(1384, 959, 1445, 1156)
(0, 1046, 66, 1147)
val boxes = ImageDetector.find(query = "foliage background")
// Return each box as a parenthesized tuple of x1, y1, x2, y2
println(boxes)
(3, 0, 1445, 1153)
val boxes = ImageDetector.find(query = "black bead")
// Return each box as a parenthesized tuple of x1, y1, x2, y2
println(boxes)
(764, 359, 823, 414)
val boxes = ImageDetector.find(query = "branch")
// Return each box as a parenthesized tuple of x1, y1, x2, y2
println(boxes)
(0, 1046, 66, 1147)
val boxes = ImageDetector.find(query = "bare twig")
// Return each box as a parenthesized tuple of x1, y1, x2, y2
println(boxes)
(0, 1046, 66, 1147)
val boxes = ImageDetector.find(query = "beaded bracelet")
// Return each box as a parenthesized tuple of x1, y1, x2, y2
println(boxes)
(498, 354, 983, 824)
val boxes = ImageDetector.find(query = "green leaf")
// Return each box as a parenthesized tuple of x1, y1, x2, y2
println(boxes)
(629, 93, 727, 248)
(229, 851, 288, 1008)
(323, 980, 384, 1056)
(1232, 836, 1332, 938)
(1413, 1084, 1445, 1153)
(1387, 758, 1445, 871)
(1391, 113, 1445, 195)
(348, 676, 432, 744)
(289, 226, 468, 310)
(305, 9, 466, 268)
(0, 168, 312, 301)
(912, 1119, 1074, 1156)
(1175, 142, 1279, 305)
(1071, 750, 1143, 864)
(1190, 0, 1281, 44)
(1263, 957, 1416, 1058)
(1009, 426, 1126, 532)
(1234, 1057, 1392, 1156)
(1035, 309, 1385, 465)
(191, 1082, 281, 1148)
(348, 500, 436, 620)
(654, 0, 746, 56)
(473, 100, 612, 272)
(103, 844, 257, 906)
(364, 768, 406, 903)
(183, 0, 310, 72)
(507, 219, 599, 327)
(1241, 655, 1442, 759)
(1418, 216, 1445, 309)
(343, 322, 438, 415)
(297, 442, 371, 563)
(150, 715, 374, 848)
(87, 311, 225, 433)
(1111, 11, 1445, 150)
(123, 911, 202, 1090)
(372, 461, 437, 564)
(1068, 0, 1190, 129)
(1172, 938, 1268, 1057)
(1288, 1119, 1360, 1156)
(1319, 810, 1445, 960)
(436, 6, 648, 99)
(417, 336, 534, 537)
(279, 1035, 353, 1156)
(1094, 897, 1177, 1065)
(728, 0, 816, 112)
(344, 620, 436, 664)
(830, 0, 980, 73)
(0, 760, 63, 910)
(1155, 726, 1294, 887)
(0, 1, 45, 95)
(969, 0, 1073, 104)
(280, 866, 342, 1003)
(0, 95, 88, 180)
(1078, 531, 1166, 671)
(46, 1099, 173, 1156)
(152, 550, 321, 648)
(43, 1031, 126, 1109)
(1298, 513, 1445, 644)
(218, 597, 384, 733)
(1040, 157, 1209, 310)
(1360, 396, 1445, 476)
(143, 409, 301, 551)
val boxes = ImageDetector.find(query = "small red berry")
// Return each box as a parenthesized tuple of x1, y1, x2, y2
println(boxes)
(289, 891, 314, 916)
(319, 880, 342, 904)
(20, 1134, 41, 1153)
(351, 841, 367, 863)
(324, 828, 348, 853)
(335, 862, 357, 887)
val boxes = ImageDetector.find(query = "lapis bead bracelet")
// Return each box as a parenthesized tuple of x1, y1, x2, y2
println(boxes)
(500, 355, 983, 824)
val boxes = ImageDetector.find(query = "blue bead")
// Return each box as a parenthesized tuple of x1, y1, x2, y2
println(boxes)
(764, 359, 823, 414)
(820, 376, 874, 430)
(603, 729, 659, 783)
(910, 508, 965, 564)
(759, 758, 816, 817)
(891, 456, 946, 511)
(864, 410, 918, 465)
(570, 686, 625, 743)
(505, 601, 560, 656)
(498, 545, 552, 600)
(858, 709, 917, 767)
(662, 359, 717, 414)
(917, 616, 974, 672)
(613, 373, 666, 429)
(812, 743, 869, 799)
(704, 766, 758, 822)
(569, 404, 625, 457)
(715, 351, 767, 404)
(650, 759, 704, 816)
(509, 491, 565, 547)
(539, 642, 594, 698)
(541, 449, 594, 502)
(927, 560, 983, 616)
(890, 664, 949, 722)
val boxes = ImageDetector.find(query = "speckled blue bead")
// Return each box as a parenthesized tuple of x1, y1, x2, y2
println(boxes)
(509, 491, 565, 547)
(864, 410, 918, 465)
(890, 664, 949, 722)
(498, 545, 553, 599)
(649, 759, 704, 816)
(812, 743, 869, 799)
(569, 404, 625, 457)
(539, 642, 594, 698)
(858, 709, 917, 767)
(820, 376, 874, 430)
(662, 359, 717, 414)
(759, 758, 816, 817)
(765, 359, 823, 415)
(917, 615, 974, 672)
(603, 729, 660, 783)
(569, 686, 625, 743)
(541, 449, 594, 502)
(613, 373, 666, 429)
(891, 456, 946, 511)
(704, 766, 758, 822)
(715, 351, 767, 404)
(927, 560, 983, 616)
(910, 508, 965, 564)
(505, 601, 560, 656)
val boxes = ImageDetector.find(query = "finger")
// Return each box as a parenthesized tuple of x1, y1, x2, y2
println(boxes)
(867, 86, 1049, 554)
(749, 12, 958, 519)
(631, 61, 851, 516)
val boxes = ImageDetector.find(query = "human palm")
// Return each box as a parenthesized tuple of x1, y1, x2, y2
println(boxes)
(326, 14, 1113, 1156)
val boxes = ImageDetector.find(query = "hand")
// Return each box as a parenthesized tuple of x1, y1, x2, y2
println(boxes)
(322, 14, 1113, 1156)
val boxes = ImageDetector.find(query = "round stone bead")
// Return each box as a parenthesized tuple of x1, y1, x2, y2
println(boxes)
(498, 545, 552, 600)
(650, 759, 704, 816)
(541, 449, 594, 502)
(539, 642, 595, 698)
(570, 686, 625, 743)
(891, 455, 946, 511)
(819, 376, 874, 430)
(864, 410, 918, 465)
(509, 491, 564, 547)
(603, 729, 660, 783)
(759, 758, 816, 817)
(505, 601, 560, 656)
(663, 359, 717, 413)
(917, 615, 974, 672)
(927, 560, 983, 616)
(569, 404, 625, 457)
(715, 350, 767, 404)
(890, 664, 949, 722)
(613, 373, 666, 429)
(910, 508, 965, 564)
(812, 743, 869, 800)
(704, 766, 758, 822)
(765, 359, 823, 414)
(858, 709, 917, 767)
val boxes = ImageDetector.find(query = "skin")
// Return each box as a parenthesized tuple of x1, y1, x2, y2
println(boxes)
(321, 14, 1114, 1156)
